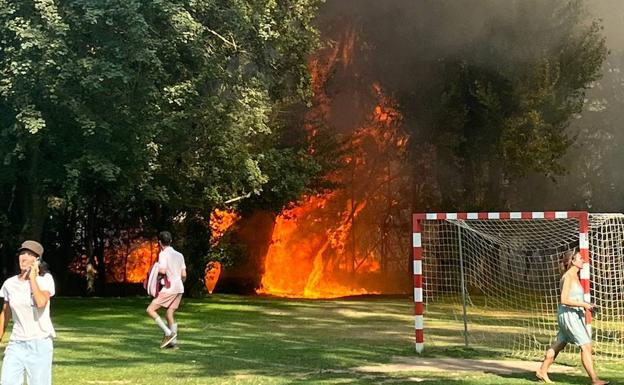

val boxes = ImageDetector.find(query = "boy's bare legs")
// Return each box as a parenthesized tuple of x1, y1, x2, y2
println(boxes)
(146, 302, 176, 347)
(166, 307, 175, 328)
(146, 302, 160, 320)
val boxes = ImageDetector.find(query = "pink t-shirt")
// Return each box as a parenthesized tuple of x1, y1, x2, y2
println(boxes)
(158, 246, 186, 294)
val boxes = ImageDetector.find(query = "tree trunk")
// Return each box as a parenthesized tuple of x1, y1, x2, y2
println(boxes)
(18, 140, 47, 241)
(180, 213, 211, 297)
(55, 207, 76, 294)
(484, 159, 506, 210)
(94, 227, 106, 291)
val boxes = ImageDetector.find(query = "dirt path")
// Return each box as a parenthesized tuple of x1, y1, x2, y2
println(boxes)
(355, 356, 578, 375)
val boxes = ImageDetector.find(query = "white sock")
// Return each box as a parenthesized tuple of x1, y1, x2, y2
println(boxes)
(171, 323, 178, 344)
(154, 317, 172, 336)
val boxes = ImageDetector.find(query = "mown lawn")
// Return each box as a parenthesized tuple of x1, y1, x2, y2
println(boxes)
(15, 295, 622, 384)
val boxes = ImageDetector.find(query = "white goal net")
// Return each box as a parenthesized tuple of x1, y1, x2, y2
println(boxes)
(414, 212, 624, 360)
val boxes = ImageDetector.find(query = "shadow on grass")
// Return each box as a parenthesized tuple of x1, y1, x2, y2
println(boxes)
(47, 295, 624, 384)
(497, 371, 602, 385)
(51, 296, 420, 383)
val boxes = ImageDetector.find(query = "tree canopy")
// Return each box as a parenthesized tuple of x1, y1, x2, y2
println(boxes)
(0, 0, 329, 293)
(0, 0, 610, 295)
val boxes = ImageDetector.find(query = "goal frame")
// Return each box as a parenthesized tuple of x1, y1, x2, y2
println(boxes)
(411, 211, 590, 353)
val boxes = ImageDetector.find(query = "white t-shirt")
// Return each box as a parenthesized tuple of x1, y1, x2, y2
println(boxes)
(0, 273, 56, 340)
(158, 246, 186, 294)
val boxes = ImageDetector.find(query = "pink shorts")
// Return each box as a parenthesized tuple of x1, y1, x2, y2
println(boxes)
(150, 293, 183, 310)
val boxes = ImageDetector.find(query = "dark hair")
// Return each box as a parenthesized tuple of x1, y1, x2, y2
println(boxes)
(560, 249, 578, 274)
(37, 260, 50, 276)
(158, 231, 172, 246)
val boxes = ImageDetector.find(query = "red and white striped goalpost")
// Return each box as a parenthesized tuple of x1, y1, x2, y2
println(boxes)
(411, 211, 591, 353)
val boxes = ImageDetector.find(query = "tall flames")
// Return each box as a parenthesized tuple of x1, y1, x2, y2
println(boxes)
(67, 26, 412, 298)
(258, 26, 411, 298)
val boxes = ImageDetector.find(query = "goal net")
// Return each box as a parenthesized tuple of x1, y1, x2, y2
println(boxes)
(412, 212, 624, 360)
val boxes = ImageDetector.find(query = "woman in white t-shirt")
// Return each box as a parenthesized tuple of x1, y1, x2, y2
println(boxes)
(0, 240, 56, 385)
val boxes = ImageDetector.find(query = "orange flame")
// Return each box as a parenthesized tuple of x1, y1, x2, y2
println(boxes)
(69, 237, 159, 284)
(258, 79, 409, 298)
(210, 209, 240, 245)
(258, 192, 386, 298)
(68, 209, 238, 288)
(105, 240, 159, 283)
(258, 22, 410, 298)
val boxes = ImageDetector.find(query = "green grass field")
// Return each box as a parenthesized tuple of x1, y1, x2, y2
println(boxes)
(16, 295, 623, 384)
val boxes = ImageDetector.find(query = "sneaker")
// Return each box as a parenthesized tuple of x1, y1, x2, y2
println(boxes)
(160, 332, 177, 349)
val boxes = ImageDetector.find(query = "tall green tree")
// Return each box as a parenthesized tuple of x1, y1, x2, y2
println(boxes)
(0, 0, 329, 293)
(403, 0, 608, 210)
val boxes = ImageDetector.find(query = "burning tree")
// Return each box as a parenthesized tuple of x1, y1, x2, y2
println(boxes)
(256, 24, 413, 298)
(255, 0, 608, 298)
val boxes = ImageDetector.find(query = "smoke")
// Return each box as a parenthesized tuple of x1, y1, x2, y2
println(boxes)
(318, 0, 624, 212)
(245, 0, 622, 297)
(320, 0, 583, 89)
(589, 0, 624, 51)
(514, 0, 624, 211)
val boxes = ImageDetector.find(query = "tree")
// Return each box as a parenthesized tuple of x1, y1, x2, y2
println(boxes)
(408, 0, 608, 210)
(322, 0, 607, 211)
(0, 0, 330, 294)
